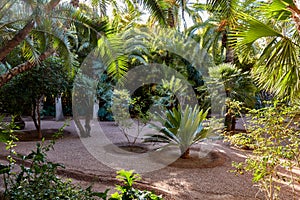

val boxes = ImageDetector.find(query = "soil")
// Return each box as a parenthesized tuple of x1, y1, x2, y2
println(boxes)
(13, 129, 73, 141)
(0, 118, 299, 200)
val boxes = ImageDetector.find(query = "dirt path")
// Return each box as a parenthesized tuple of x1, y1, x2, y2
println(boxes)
(0, 119, 299, 199)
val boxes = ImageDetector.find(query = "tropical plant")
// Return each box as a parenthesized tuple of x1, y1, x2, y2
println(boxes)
(230, 0, 300, 101)
(0, 124, 110, 200)
(145, 104, 210, 158)
(208, 63, 257, 107)
(206, 63, 257, 131)
(0, 0, 76, 87)
(0, 56, 72, 138)
(110, 169, 163, 200)
(0, 125, 162, 199)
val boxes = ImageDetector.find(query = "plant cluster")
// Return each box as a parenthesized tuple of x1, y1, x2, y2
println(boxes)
(111, 89, 152, 145)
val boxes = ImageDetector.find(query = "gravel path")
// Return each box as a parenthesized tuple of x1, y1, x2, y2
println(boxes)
(0, 119, 299, 200)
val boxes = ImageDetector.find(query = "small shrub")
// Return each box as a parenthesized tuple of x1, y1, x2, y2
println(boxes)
(110, 169, 163, 200)
(1, 128, 107, 200)
(229, 101, 300, 200)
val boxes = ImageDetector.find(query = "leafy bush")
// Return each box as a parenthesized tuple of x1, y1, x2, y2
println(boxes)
(110, 169, 162, 200)
(228, 102, 300, 199)
(1, 133, 107, 199)
(112, 89, 151, 145)
(145, 105, 210, 158)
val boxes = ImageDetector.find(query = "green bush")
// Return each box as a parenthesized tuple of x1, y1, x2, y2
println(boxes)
(228, 101, 300, 200)
(110, 169, 162, 200)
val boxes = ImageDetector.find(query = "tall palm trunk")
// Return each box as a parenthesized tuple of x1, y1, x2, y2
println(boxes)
(168, 7, 175, 28)
(0, 0, 60, 61)
(288, 1, 300, 35)
(0, 49, 55, 87)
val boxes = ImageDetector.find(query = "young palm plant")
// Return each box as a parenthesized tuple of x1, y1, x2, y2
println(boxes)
(145, 105, 210, 159)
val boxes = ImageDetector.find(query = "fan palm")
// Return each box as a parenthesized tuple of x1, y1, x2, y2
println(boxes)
(230, 0, 300, 101)
(145, 105, 210, 159)
(208, 63, 257, 107)
(189, 0, 256, 64)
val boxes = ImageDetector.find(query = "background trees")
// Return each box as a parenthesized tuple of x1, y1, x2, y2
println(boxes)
(0, 0, 300, 135)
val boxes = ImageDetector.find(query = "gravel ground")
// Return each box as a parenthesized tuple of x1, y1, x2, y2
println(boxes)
(0, 118, 299, 200)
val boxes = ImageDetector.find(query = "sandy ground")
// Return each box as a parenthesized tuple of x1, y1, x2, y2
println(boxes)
(0, 118, 299, 200)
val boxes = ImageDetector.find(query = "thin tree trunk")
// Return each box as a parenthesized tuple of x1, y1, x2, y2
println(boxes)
(36, 98, 42, 139)
(0, 49, 55, 87)
(181, 0, 187, 30)
(168, 7, 175, 28)
(32, 97, 43, 139)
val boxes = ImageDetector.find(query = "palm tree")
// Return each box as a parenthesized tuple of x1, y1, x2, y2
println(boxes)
(189, 0, 255, 64)
(231, 0, 300, 101)
(208, 63, 257, 131)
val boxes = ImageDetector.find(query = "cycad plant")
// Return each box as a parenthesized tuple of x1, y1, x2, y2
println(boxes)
(145, 105, 210, 159)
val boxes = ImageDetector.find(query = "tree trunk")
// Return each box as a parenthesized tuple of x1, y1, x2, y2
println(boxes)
(0, 49, 54, 87)
(181, 0, 187, 30)
(180, 147, 190, 159)
(167, 7, 175, 28)
(0, 21, 34, 61)
(37, 98, 42, 139)
(288, 1, 300, 35)
(0, 0, 61, 61)
(32, 98, 42, 139)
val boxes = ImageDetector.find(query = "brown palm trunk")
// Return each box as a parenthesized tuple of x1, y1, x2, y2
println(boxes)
(168, 7, 175, 28)
(180, 147, 190, 159)
(0, 0, 61, 61)
(0, 49, 54, 87)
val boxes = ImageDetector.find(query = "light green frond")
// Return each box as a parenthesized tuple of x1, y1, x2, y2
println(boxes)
(136, 0, 168, 25)
(22, 37, 39, 63)
(232, 13, 282, 47)
(96, 35, 128, 80)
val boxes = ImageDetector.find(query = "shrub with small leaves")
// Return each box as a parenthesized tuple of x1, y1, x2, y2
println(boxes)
(229, 101, 300, 200)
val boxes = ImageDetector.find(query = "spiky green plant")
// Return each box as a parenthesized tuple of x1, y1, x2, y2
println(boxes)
(145, 105, 210, 159)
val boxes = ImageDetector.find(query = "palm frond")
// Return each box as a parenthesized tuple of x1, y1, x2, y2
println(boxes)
(136, 0, 168, 25)
(96, 35, 128, 80)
